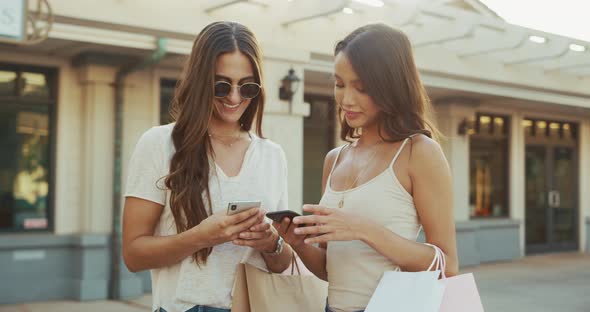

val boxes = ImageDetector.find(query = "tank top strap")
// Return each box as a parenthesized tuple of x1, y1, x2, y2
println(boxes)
(327, 144, 349, 185)
(389, 134, 419, 168)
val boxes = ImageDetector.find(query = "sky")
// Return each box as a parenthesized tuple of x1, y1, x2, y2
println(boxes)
(479, 0, 590, 42)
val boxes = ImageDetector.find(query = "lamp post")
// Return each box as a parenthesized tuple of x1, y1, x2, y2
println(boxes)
(279, 68, 300, 114)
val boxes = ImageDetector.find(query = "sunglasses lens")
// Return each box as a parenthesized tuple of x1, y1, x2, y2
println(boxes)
(214, 82, 231, 98)
(240, 83, 260, 99)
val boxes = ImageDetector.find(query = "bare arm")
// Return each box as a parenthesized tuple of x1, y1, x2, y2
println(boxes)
(356, 136, 458, 276)
(122, 197, 263, 272)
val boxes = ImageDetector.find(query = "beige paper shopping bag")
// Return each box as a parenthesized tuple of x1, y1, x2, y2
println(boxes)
(232, 256, 328, 312)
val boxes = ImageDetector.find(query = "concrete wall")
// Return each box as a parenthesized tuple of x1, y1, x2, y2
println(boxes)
(456, 220, 521, 267)
(0, 234, 110, 304)
(0, 234, 150, 304)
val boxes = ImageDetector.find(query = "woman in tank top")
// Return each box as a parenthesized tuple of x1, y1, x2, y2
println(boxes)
(274, 24, 459, 312)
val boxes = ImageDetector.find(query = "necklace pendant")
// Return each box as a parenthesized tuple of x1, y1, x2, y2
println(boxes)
(338, 198, 344, 209)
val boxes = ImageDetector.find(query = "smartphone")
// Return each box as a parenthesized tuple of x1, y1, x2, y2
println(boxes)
(265, 210, 301, 223)
(226, 200, 261, 216)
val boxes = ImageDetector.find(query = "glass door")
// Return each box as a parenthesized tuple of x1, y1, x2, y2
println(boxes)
(524, 119, 578, 253)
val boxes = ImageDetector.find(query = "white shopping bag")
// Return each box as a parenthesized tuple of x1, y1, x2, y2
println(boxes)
(365, 270, 445, 312)
(365, 244, 447, 312)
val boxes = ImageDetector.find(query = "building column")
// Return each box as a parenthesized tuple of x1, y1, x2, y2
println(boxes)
(434, 100, 475, 222)
(76, 65, 116, 234)
(580, 120, 590, 253)
(509, 112, 526, 256)
(76, 64, 146, 299)
(435, 100, 481, 267)
(261, 47, 310, 214)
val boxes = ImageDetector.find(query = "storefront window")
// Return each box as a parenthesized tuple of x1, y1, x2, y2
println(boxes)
(0, 65, 55, 231)
(160, 79, 176, 125)
(21, 72, 51, 98)
(0, 70, 17, 96)
(523, 119, 577, 141)
(469, 113, 509, 218)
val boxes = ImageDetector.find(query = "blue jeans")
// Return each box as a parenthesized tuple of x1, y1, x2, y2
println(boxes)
(325, 304, 364, 312)
(156, 307, 230, 312)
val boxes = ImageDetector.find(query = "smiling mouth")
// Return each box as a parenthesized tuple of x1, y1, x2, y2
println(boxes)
(222, 102, 241, 109)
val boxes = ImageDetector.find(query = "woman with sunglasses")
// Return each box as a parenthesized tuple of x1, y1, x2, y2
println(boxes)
(274, 24, 459, 312)
(122, 21, 293, 312)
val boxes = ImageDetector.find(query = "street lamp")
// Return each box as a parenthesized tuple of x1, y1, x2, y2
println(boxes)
(279, 68, 300, 113)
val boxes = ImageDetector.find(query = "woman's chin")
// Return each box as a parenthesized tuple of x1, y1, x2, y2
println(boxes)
(214, 103, 247, 124)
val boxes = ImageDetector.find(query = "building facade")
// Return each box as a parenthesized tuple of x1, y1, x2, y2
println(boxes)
(1, 0, 589, 303)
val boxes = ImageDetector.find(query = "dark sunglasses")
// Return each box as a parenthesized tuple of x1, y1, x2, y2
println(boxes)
(214, 81, 261, 99)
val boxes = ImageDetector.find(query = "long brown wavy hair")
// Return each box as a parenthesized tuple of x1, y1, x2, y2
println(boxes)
(334, 23, 440, 142)
(165, 21, 265, 265)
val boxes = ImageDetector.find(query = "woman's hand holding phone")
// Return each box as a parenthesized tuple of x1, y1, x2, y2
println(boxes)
(193, 208, 264, 247)
(274, 216, 307, 251)
(291, 205, 375, 244)
(232, 221, 279, 253)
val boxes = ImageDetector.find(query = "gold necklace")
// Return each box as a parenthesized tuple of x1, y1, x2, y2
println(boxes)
(338, 141, 383, 209)
(209, 131, 242, 147)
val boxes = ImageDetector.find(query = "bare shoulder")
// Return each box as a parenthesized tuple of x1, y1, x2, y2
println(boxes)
(409, 134, 443, 154)
(325, 146, 342, 163)
(408, 134, 448, 173)
(321, 146, 346, 191)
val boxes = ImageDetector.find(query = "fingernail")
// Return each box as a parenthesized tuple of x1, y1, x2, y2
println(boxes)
(304, 239, 310, 244)
(294, 229, 301, 234)
(250, 227, 255, 231)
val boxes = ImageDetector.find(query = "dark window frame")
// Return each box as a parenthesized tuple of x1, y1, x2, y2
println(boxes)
(0, 63, 57, 233)
(160, 78, 177, 125)
(469, 112, 511, 219)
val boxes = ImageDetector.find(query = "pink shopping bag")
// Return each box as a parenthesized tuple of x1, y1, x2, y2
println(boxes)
(438, 272, 484, 312)
(427, 243, 485, 312)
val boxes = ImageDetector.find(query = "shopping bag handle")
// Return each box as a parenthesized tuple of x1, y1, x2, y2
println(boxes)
(290, 253, 302, 275)
(424, 243, 447, 280)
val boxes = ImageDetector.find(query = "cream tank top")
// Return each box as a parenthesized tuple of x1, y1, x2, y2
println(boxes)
(320, 137, 421, 312)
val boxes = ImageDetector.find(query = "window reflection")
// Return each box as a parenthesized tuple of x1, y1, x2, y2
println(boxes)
(523, 119, 577, 141)
(160, 79, 176, 125)
(11, 112, 50, 230)
(0, 65, 54, 232)
(469, 113, 509, 218)
(21, 72, 50, 98)
(0, 70, 17, 96)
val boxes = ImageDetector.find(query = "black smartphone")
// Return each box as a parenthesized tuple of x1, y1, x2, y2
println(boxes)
(266, 210, 301, 223)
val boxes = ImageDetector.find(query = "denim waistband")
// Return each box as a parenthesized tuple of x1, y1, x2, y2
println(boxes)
(325, 304, 364, 312)
(156, 306, 230, 312)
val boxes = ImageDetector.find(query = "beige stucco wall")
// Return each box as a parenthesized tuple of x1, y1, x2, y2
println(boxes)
(2, 42, 589, 253)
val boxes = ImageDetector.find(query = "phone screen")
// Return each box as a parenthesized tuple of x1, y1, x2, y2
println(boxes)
(266, 210, 301, 223)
